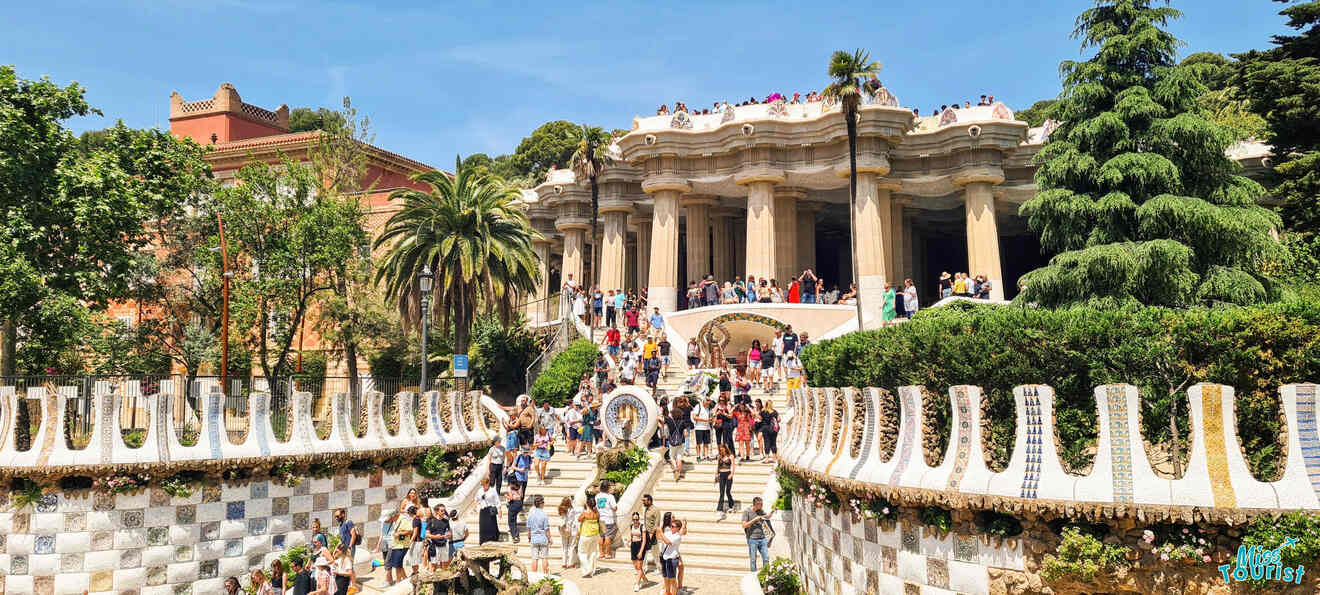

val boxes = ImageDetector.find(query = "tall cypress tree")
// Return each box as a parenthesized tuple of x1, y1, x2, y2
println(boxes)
(1235, 1, 1320, 275)
(1019, 0, 1282, 308)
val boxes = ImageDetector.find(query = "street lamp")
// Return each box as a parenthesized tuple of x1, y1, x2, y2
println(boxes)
(217, 213, 232, 400)
(418, 265, 434, 393)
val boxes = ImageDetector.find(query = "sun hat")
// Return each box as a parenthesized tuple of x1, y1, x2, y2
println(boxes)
(314, 556, 331, 567)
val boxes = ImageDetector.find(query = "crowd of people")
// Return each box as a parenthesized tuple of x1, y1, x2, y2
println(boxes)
(680, 269, 854, 309)
(910, 93, 1000, 118)
(655, 77, 894, 116)
(938, 271, 994, 301)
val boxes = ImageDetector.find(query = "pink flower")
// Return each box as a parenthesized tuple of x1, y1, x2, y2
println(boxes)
(1160, 554, 1169, 561)
(882, 508, 890, 515)
(1202, 555, 1212, 563)
(1142, 530, 1154, 543)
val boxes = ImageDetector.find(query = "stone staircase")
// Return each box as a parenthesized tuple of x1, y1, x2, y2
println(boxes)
(458, 448, 595, 555)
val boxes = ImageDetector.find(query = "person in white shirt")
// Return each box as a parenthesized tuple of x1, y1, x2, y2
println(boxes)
(690, 398, 713, 461)
(595, 481, 619, 559)
(620, 354, 637, 385)
(657, 514, 687, 595)
(477, 478, 501, 544)
(771, 331, 785, 380)
(903, 279, 919, 318)
(563, 403, 583, 457)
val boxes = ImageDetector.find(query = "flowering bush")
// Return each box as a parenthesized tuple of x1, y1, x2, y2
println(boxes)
(802, 479, 839, 511)
(845, 495, 898, 522)
(756, 557, 804, 594)
(415, 446, 490, 498)
(775, 469, 803, 510)
(159, 475, 194, 498)
(1042, 527, 1130, 583)
(920, 506, 952, 533)
(94, 474, 149, 495)
(1147, 524, 1213, 564)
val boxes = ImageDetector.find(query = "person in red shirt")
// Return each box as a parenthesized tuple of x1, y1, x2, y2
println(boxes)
(606, 327, 621, 357)
(625, 308, 641, 334)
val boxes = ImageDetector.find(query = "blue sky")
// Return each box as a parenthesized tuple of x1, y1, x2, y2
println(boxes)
(2, 1, 1291, 168)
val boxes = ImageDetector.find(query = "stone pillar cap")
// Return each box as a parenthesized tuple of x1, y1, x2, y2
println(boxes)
(951, 167, 1006, 187)
(599, 199, 635, 215)
(641, 175, 693, 195)
(681, 194, 718, 207)
(734, 168, 786, 186)
(772, 186, 808, 200)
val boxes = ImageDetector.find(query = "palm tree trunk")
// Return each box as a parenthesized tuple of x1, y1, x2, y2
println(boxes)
(845, 103, 864, 329)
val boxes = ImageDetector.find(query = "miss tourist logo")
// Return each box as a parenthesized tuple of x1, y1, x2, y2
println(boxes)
(1218, 538, 1305, 584)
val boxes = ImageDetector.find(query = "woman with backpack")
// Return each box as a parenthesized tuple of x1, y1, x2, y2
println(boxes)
(759, 401, 780, 464)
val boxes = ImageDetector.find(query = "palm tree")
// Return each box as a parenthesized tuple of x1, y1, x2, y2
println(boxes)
(373, 156, 542, 369)
(823, 49, 882, 329)
(568, 124, 614, 339)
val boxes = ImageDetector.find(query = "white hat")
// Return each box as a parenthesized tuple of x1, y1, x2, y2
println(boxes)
(314, 556, 331, 567)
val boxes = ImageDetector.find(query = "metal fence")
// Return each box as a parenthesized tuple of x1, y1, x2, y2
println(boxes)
(2, 373, 458, 450)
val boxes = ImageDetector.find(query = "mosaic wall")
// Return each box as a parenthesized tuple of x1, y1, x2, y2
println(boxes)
(789, 494, 1022, 595)
(0, 470, 416, 595)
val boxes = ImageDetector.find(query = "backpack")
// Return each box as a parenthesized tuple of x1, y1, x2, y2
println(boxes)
(657, 418, 670, 442)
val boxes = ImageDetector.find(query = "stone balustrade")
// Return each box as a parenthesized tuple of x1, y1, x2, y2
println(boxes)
(0, 380, 499, 478)
(782, 382, 1320, 518)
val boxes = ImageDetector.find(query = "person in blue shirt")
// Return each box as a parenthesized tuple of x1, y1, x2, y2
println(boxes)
(613, 290, 627, 327)
(648, 307, 664, 332)
(526, 494, 551, 574)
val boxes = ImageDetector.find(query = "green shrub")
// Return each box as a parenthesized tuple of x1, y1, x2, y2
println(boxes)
(800, 302, 1320, 477)
(599, 447, 650, 492)
(977, 510, 1023, 538)
(1041, 527, 1130, 583)
(775, 468, 803, 511)
(1240, 511, 1320, 587)
(520, 576, 563, 595)
(920, 506, 952, 533)
(756, 557, 805, 594)
(529, 339, 598, 407)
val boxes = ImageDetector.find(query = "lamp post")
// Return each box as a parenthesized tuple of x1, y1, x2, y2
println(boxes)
(217, 213, 233, 400)
(418, 265, 433, 393)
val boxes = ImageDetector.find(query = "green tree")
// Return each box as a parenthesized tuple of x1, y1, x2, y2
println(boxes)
(288, 106, 347, 133)
(1235, 0, 1320, 279)
(822, 48, 882, 327)
(511, 121, 582, 182)
(569, 124, 615, 302)
(1015, 99, 1059, 127)
(373, 157, 541, 366)
(1018, 0, 1281, 308)
(1178, 52, 1269, 143)
(215, 154, 367, 391)
(469, 314, 539, 399)
(0, 66, 213, 375)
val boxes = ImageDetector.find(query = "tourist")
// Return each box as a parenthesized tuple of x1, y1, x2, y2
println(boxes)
(382, 508, 408, 585)
(578, 496, 602, 578)
(558, 496, 580, 569)
(784, 351, 805, 391)
(741, 497, 773, 571)
(684, 281, 698, 309)
(714, 396, 735, 451)
(447, 509, 468, 558)
(312, 518, 328, 550)
(976, 275, 993, 299)
(489, 437, 507, 495)
(628, 511, 649, 591)
(664, 407, 686, 480)
(517, 397, 537, 447)
(269, 560, 286, 594)
(580, 404, 598, 456)
(758, 279, 772, 303)
(605, 325, 621, 358)
(649, 307, 664, 333)
(882, 283, 897, 326)
(716, 445, 736, 520)
(289, 556, 313, 595)
(332, 543, 355, 595)
(507, 478, 525, 544)
(770, 278, 784, 302)
(692, 396, 712, 461)
(903, 278, 920, 317)
(251, 569, 274, 595)
(605, 289, 617, 327)
(721, 281, 737, 304)
(760, 338, 776, 392)
(596, 480, 619, 559)
(564, 402, 582, 456)
(313, 556, 333, 595)
(733, 401, 755, 461)
(657, 104, 669, 115)
(533, 426, 552, 485)
(760, 401, 780, 463)
(620, 351, 638, 385)
(654, 333, 671, 376)
(798, 331, 811, 353)
(224, 576, 241, 595)
(527, 494, 552, 574)
(613, 289, 627, 327)
(735, 370, 752, 405)
(747, 339, 762, 384)
(771, 330, 785, 381)
(477, 477, 500, 544)
(406, 505, 426, 577)
(645, 348, 661, 390)
(426, 503, 451, 570)
(642, 494, 662, 571)
(939, 272, 953, 298)
(513, 442, 533, 492)
(953, 272, 968, 297)
(573, 289, 587, 324)
(625, 305, 641, 334)
(657, 515, 687, 595)
(799, 269, 818, 303)
(841, 283, 857, 304)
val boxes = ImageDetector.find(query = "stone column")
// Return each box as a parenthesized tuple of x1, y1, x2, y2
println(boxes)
(732, 217, 745, 279)
(560, 227, 586, 290)
(683, 196, 715, 283)
(961, 179, 1005, 300)
(773, 188, 803, 284)
(643, 179, 690, 313)
(853, 173, 894, 324)
(796, 202, 821, 273)
(632, 214, 651, 290)
(625, 238, 637, 292)
(599, 208, 631, 293)
(711, 209, 733, 282)
(738, 171, 784, 281)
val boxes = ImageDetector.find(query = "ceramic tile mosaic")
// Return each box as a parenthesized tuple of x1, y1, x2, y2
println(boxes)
(352, 490, 365, 506)
(1298, 385, 1320, 499)
(199, 559, 217, 579)
(36, 493, 58, 513)
(148, 526, 169, 546)
(249, 518, 268, 536)
(927, 557, 949, 589)
(123, 509, 144, 528)
(901, 525, 919, 553)
(272, 497, 289, 516)
(176, 505, 195, 524)
(60, 552, 82, 572)
(151, 488, 170, 507)
(890, 388, 918, 486)
(200, 522, 219, 541)
(94, 492, 115, 511)
(34, 534, 54, 554)
(1021, 387, 1043, 498)
(1201, 385, 1237, 507)
(881, 545, 898, 574)
(955, 535, 980, 562)
(1106, 386, 1135, 503)
(12, 554, 28, 575)
(120, 548, 141, 569)
(946, 387, 972, 491)
(65, 512, 85, 532)
(226, 501, 245, 520)
(202, 485, 221, 503)
(250, 482, 269, 500)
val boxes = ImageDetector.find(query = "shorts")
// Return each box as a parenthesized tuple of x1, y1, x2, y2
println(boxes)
(518, 428, 534, 445)
(593, 306, 603, 315)
(504, 432, 519, 450)
(695, 429, 711, 445)
(687, 357, 700, 367)
(535, 448, 551, 461)
(667, 444, 684, 461)
(787, 377, 802, 389)
(531, 543, 549, 560)
(604, 523, 618, 539)
(661, 355, 670, 365)
(450, 540, 466, 555)
(661, 557, 680, 578)
(429, 542, 451, 563)
(628, 325, 640, 334)
(630, 540, 645, 561)
(386, 547, 407, 569)
(568, 427, 580, 441)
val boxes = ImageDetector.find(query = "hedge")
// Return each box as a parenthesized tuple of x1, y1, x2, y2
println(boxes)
(800, 300, 1320, 479)
(528, 339, 598, 407)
